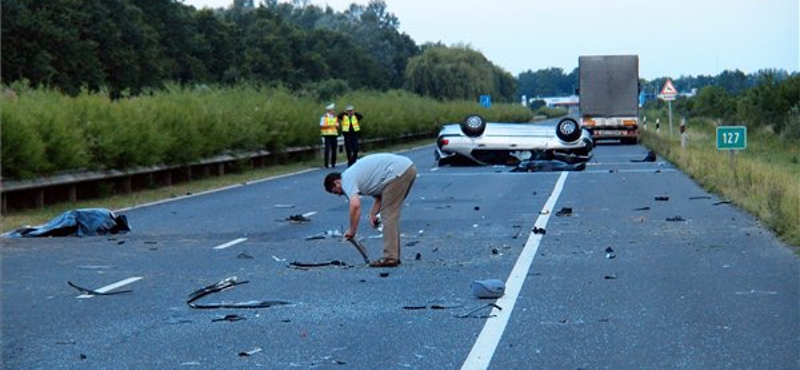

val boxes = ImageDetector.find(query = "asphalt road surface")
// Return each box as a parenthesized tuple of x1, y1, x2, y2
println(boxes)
(2, 143, 798, 370)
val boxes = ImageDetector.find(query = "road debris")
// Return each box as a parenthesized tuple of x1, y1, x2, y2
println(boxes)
(67, 281, 132, 296)
(555, 207, 573, 217)
(630, 150, 656, 162)
(346, 237, 370, 264)
(605, 247, 616, 259)
(236, 251, 254, 259)
(471, 279, 505, 299)
(713, 201, 732, 206)
(457, 303, 502, 318)
(655, 196, 670, 201)
(666, 216, 686, 222)
(289, 260, 349, 269)
(212, 314, 246, 322)
(238, 347, 263, 357)
(286, 214, 311, 223)
(532, 227, 546, 235)
(403, 301, 464, 310)
(305, 229, 343, 240)
(633, 206, 651, 211)
(186, 276, 292, 309)
(604, 274, 618, 280)
(689, 196, 712, 200)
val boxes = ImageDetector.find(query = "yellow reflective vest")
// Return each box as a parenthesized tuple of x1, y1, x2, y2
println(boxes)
(341, 114, 360, 132)
(320, 114, 338, 136)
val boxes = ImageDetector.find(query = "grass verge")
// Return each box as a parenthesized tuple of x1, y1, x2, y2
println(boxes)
(641, 120, 799, 248)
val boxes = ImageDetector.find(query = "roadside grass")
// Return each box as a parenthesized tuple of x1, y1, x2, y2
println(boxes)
(641, 119, 800, 248)
(1, 139, 435, 233)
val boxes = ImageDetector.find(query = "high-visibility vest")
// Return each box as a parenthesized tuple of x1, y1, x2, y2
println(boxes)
(341, 114, 360, 132)
(320, 114, 338, 136)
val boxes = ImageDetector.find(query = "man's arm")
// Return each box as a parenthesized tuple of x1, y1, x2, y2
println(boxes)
(369, 195, 381, 227)
(345, 195, 362, 239)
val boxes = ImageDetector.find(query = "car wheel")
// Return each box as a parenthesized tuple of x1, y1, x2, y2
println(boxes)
(460, 114, 486, 137)
(556, 118, 581, 142)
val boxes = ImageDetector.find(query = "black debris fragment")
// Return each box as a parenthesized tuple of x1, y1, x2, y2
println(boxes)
(630, 150, 656, 162)
(286, 214, 311, 223)
(212, 314, 246, 322)
(666, 216, 686, 222)
(633, 206, 651, 211)
(238, 347, 263, 357)
(655, 196, 670, 201)
(67, 281, 132, 296)
(604, 274, 618, 280)
(406, 240, 420, 247)
(379, 272, 390, 278)
(533, 227, 546, 235)
(187, 276, 292, 309)
(346, 238, 370, 264)
(415, 253, 422, 260)
(713, 201, 732, 206)
(474, 206, 480, 211)
(605, 247, 616, 259)
(555, 207, 573, 217)
(237, 251, 254, 259)
(689, 196, 712, 200)
(289, 260, 349, 268)
(457, 303, 502, 319)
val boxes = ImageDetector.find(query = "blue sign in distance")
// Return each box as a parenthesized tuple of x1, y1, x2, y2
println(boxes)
(479, 95, 491, 108)
(716, 126, 747, 150)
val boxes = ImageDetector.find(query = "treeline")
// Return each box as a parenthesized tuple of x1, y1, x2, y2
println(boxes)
(1, 0, 517, 102)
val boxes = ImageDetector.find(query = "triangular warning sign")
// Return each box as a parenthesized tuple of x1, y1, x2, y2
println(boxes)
(661, 79, 678, 95)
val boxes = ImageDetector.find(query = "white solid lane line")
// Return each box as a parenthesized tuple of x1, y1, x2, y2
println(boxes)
(77, 276, 144, 299)
(213, 237, 248, 250)
(460, 171, 568, 370)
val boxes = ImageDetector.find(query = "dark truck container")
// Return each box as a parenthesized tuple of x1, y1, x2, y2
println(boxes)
(578, 55, 640, 144)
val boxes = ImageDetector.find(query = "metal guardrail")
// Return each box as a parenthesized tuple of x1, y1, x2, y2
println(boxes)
(1, 133, 433, 214)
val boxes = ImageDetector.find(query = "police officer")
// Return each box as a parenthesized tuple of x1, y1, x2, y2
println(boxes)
(337, 104, 363, 166)
(320, 103, 339, 168)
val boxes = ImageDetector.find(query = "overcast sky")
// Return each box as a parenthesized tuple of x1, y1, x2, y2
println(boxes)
(182, 0, 798, 80)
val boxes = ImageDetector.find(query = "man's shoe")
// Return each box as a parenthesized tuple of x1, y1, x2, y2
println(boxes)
(369, 258, 400, 268)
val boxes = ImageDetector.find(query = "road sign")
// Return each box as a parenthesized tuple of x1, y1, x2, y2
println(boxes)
(658, 78, 678, 101)
(480, 95, 491, 108)
(716, 126, 747, 150)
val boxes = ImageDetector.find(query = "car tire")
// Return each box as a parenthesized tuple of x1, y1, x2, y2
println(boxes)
(460, 114, 486, 137)
(555, 118, 581, 142)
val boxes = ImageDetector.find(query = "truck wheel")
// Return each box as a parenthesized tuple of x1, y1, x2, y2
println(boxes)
(556, 118, 581, 142)
(461, 114, 486, 137)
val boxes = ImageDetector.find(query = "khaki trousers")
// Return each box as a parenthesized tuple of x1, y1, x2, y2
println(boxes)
(379, 165, 417, 261)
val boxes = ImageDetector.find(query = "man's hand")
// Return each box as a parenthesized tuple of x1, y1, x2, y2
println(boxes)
(344, 228, 356, 240)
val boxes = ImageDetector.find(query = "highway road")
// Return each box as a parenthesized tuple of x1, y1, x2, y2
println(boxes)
(2, 143, 798, 370)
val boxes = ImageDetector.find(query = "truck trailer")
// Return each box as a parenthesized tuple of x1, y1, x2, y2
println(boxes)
(578, 55, 640, 144)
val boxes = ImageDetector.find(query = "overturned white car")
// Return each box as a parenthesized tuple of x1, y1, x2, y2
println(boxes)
(435, 115, 594, 166)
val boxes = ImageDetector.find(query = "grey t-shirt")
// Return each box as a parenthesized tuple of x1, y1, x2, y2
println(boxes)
(341, 154, 413, 198)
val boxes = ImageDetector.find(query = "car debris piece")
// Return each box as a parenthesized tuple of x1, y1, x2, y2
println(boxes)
(605, 247, 616, 259)
(286, 214, 311, 223)
(67, 281, 132, 296)
(555, 207, 573, 217)
(237, 251, 254, 259)
(713, 201, 732, 206)
(471, 279, 505, 299)
(346, 237, 370, 264)
(655, 196, 670, 201)
(4, 208, 131, 238)
(289, 260, 349, 268)
(630, 150, 656, 162)
(666, 216, 686, 222)
(632, 206, 651, 211)
(604, 274, 618, 280)
(212, 314, 246, 322)
(532, 227, 546, 235)
(511, 160, 586, 172)
(305, 229, 343, 240)
(689, 196, 712, 200)
(186, 276, 292, 309)
(457, 303, 503, 319)
(238, 347, 263, 357)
